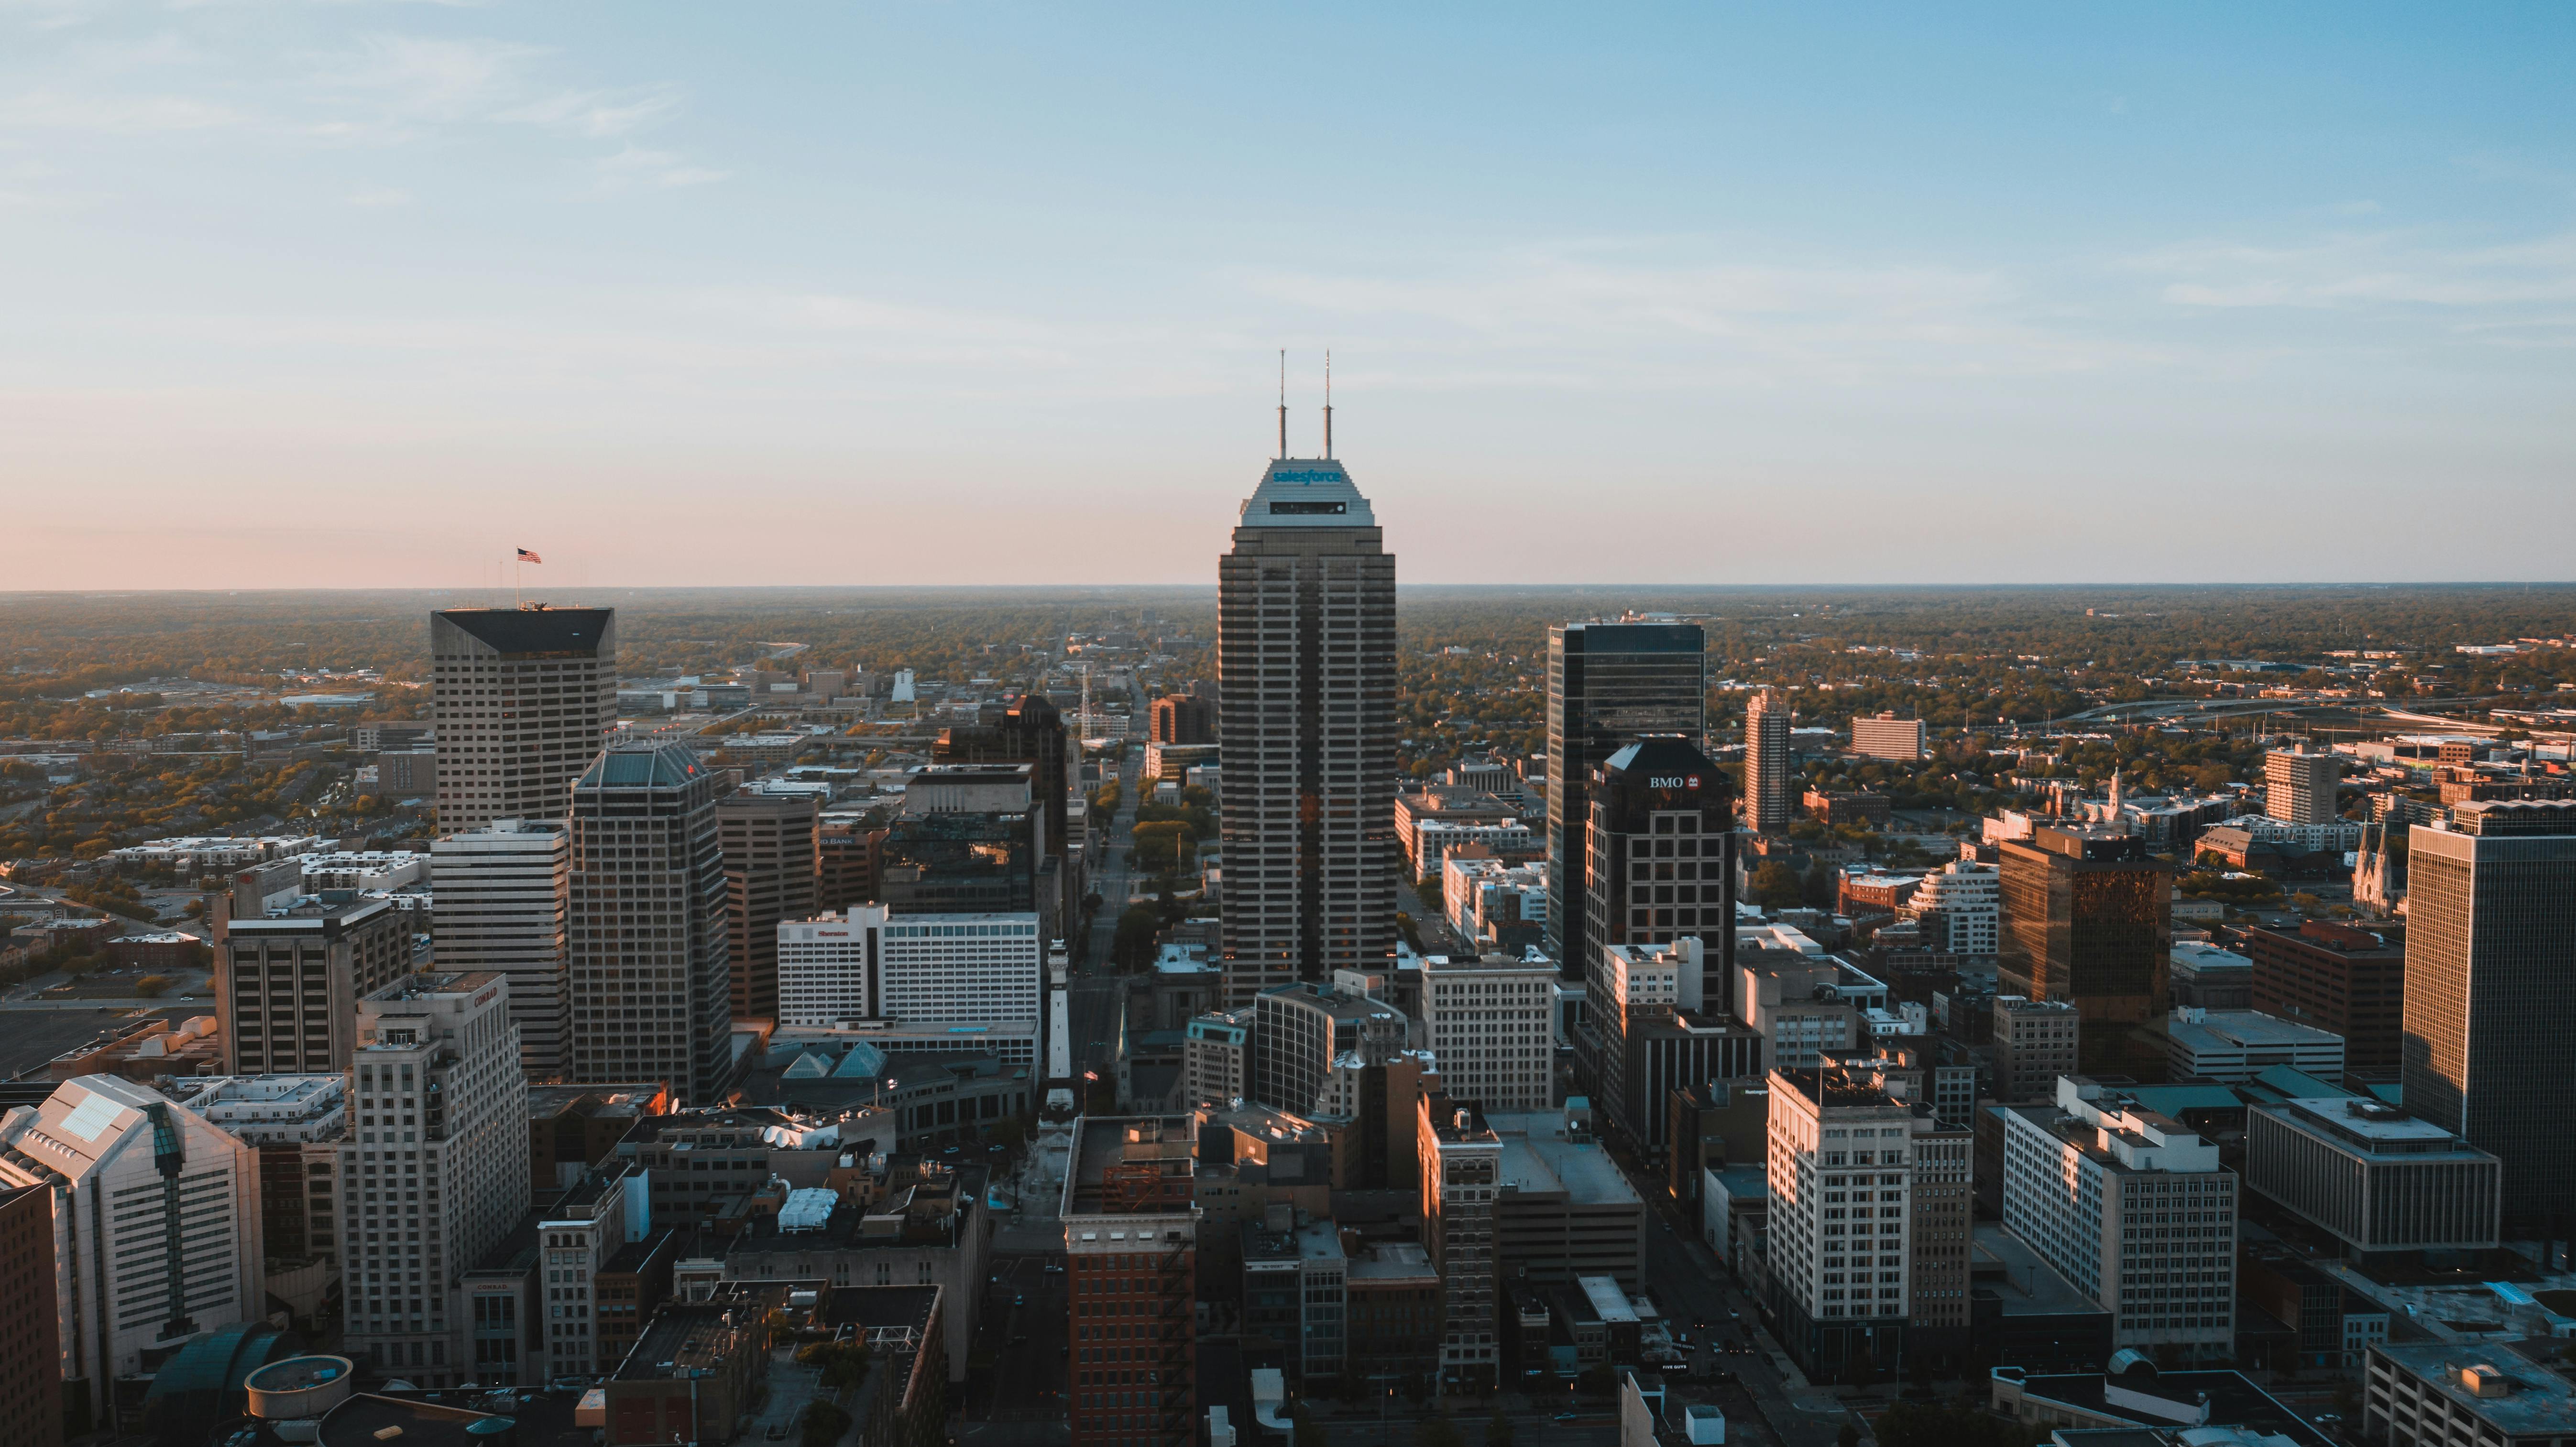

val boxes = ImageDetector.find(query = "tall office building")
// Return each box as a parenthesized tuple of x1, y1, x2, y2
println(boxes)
(1150, 695, 1215, 745)
(1251, 980, 1408, 1115)
(1216, 449, 1398, 1006)
(1992, 996, 2081, 1103)
(428, 606, 617, 830)
(1418, 951, 1557, 1112)
(340, 971, 529, 1385)
(717, 792, 818, 1025)
(1545, 621, 1706, 978)
(879, 764, 1057, 940)
(1997, 824, 2172, 1026)
(2265, 746, 2342, 828)
(936, 694, 1077, 928)
(1418, 1093, 1503, 1389)
(2400, 801, 2576, 1223)
(0, 1077, 262, 1426)
(430, 819, 571, 1076)
(2246, 920, 2405, 1086)
(0, 1186, 60, 1447)
(217, 892, 409, 1076)
(1743, 688, 1791, 835)
(1578, 738, 1736, 1096)
(1761, 1065, 1926, 1384)
(566, 741, 734, 1106)
(1063, 1116, 1198, 1447)
(817, 819, 885, 913)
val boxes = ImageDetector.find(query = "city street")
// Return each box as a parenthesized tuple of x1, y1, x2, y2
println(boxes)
(1070, 750, 1142, 1083)
(1616, 1163, 1864, 1447)
(966, 1251, 1074, 1422)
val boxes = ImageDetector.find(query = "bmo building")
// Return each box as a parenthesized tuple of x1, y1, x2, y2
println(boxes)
(1582, 734, 1739, 1032)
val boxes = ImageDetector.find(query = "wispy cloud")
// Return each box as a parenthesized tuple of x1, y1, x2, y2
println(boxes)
(2138, 230, 2576, 312)
(591, 144, 724, 192)
(499, 85, 678, 138)
(0, 14, 720, 197)
(1242, 242, 2143, 384)
(0, 85, 245, 132)
(309, 33, 545, 123)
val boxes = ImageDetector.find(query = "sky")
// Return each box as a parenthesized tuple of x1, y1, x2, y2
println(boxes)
(4, 3, 2573, 590)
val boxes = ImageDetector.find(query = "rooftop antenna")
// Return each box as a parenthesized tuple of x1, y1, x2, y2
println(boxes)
(1277, 349, 1288, 460)
(1323, 349, 1334, 459)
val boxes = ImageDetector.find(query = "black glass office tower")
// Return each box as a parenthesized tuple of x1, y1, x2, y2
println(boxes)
(1578, 736, 1738, 1097)
(1546, 621, 1706, 981)
(1217, 454, 1398, 1008)
(2401, 800, 2576, 1229)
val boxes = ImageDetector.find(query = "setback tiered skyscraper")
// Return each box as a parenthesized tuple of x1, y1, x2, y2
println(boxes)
(1545, 621, 1707, 979)
(2400, 800, 2576, 1228)
(429, 606, 617, 830)
(567, 741, 734, 1105)
(340, 970, 528, 1385)
(1217, 447, 1397, 1007)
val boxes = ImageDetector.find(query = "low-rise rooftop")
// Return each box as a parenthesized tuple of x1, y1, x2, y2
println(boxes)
(1481, 1109, 1641, 1206)
(2369, 1341, 2576, 1436)
(1972, 1224, 2100, 1317)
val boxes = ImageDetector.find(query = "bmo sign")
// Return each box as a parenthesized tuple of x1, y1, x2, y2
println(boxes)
(1649, 775, 1702, 790)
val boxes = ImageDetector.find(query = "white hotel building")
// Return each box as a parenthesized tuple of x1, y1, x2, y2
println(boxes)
(1998, 1076, 2237, 1360)
(779, 906, 1044, 1033)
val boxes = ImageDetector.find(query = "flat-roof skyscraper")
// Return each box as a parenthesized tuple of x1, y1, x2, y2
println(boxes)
(716, 791, 817, 1026)
(1217, 443, 1397, 1008)
(2265, 745, 2342, 827)
(1545, 621, 1706, 979)
(1744, 687, 1791, 834)
(1998, 823, 2172, 1027)
(429, 819, 571, 1076)
(2400, 801, 2576, 1227)
(567, 740, 734, 1105)
(429, 606, 617, 830)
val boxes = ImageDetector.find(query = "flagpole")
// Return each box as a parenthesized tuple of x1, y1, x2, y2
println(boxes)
(514, 552, 522, 610)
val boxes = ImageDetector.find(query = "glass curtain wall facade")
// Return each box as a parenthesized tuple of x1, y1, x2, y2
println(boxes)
(1546, 623, 1706, 981)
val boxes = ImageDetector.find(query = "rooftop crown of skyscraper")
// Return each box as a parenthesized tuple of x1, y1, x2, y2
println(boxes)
(1237, 457, 1377, 528)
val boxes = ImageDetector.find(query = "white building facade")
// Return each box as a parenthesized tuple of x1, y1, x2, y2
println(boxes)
(1998, 1077, 2236, 1360)
(340, 970, 529, 1386)
(0, 1076, 264, 1425)
(1420, 951, 1557, 1111)
(1762, 1066, 1919, 1383)
(431, 820, 571, 1076)
(1904, 860, 1999, 960)
(778, 906, 1044, 1032)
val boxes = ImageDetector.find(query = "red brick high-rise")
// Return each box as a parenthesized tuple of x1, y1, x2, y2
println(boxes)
(0, 1186, 63, 1447)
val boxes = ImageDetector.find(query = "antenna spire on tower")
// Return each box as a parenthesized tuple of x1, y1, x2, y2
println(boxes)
(1277, 349, 1287, 460)
(1323, 348, 1333, 459)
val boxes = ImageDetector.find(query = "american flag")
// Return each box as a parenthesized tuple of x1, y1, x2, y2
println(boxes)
(516, 548, 543, 563)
